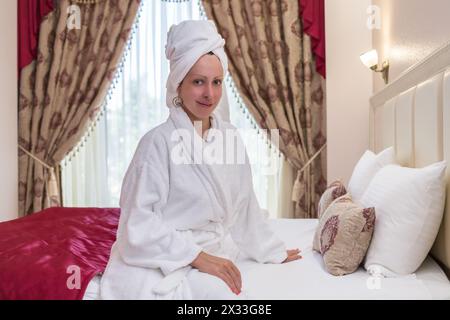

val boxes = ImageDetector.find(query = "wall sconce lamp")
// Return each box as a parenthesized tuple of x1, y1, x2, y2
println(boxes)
(360, 49, 389, 84)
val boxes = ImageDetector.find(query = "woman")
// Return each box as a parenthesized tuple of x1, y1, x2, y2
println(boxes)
(100, 20, 301, 300)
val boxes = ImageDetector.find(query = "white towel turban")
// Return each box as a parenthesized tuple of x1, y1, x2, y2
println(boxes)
(165, 20, 229, 117)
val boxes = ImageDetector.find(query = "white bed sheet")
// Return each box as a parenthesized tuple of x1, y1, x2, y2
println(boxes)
(83, 219, 450, 300)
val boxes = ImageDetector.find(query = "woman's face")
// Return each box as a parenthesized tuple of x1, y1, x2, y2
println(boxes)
(177, 53, 224, 123)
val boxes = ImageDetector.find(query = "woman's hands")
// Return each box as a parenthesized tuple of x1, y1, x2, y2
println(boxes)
(282, 248, 302, 263)
(190, 251, 242, 295)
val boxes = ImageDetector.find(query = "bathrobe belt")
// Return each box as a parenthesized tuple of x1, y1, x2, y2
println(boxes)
(152, 222, 227, 296)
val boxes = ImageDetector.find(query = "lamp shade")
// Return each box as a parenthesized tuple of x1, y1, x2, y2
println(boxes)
(360, 49, 378, 68)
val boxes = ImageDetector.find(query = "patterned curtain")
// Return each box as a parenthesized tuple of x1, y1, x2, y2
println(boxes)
(202, 0, 326, 218)
(18, 0, 141, 216)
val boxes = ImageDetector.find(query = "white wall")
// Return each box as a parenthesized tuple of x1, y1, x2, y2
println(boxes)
(0, 0, 18, 222)
(325, 0, 373, 185)
(372, 0, 450, 93)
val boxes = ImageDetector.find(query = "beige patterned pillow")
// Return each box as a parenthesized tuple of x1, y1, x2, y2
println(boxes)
(313, 194, 376, 276)
(317, 180, 347, 219)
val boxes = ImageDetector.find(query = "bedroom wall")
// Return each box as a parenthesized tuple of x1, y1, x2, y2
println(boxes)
(372, 0, 450, 93)
(325, 0, 373, 185)
(0, 0, 18, 222)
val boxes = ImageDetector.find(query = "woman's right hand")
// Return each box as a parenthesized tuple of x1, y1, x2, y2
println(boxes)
(190, 251, 242, 295)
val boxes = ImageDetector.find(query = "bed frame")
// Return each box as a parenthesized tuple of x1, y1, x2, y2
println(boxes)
(370, 40, 450, 277)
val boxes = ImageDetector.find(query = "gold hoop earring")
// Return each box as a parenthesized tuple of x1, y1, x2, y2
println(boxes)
(172, 96, 184, 108)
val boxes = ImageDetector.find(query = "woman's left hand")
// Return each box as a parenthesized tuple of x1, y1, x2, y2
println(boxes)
(282, 248, 302, 263)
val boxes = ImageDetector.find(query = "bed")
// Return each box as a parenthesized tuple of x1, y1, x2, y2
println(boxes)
(2, 41, 450, 300)
(1, 208, 448, 300)
(83, 219, 450, 300)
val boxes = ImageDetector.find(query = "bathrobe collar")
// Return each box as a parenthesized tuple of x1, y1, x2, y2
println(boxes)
(168, 106, 219, 143)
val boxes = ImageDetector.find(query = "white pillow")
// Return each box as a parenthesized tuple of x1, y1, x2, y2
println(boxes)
(360, 161, 447, 276)
(347, 147, 396, 203)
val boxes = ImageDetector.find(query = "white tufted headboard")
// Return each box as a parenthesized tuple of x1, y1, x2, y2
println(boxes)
(370, 41, 450, 276)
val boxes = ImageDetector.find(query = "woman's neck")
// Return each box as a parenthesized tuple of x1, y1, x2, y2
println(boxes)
(197, 117, 211, 137)
(183, 108, 211, 137)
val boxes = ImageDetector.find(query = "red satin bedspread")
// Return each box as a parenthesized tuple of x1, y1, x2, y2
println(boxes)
(0, 207, 119, 300)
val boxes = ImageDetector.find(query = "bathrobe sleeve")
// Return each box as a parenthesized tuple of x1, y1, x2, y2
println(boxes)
(116, 133, 203, 276)
(229, 161, 288, 264)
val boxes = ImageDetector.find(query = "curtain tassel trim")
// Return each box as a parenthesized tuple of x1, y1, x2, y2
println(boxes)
(291, 142, 327, 202)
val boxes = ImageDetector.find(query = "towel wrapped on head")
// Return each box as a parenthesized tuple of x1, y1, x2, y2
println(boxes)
(165, 20, 229, 110)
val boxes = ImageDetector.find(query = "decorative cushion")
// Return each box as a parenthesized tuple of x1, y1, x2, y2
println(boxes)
(360, 161, 447, 276)
(313, 194, 376, 276)
(317, 180, 347, 219)
(347, 147, 396, 204)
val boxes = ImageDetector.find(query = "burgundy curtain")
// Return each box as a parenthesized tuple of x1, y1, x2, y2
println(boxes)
(17, 0, 54, 73)
(299, 0, 326, 78)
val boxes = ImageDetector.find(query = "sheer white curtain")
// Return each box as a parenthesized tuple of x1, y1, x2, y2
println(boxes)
(62, 0, 292, 218)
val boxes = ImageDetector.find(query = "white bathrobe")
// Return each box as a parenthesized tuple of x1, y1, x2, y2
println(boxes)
(100, 107, 287, 300)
